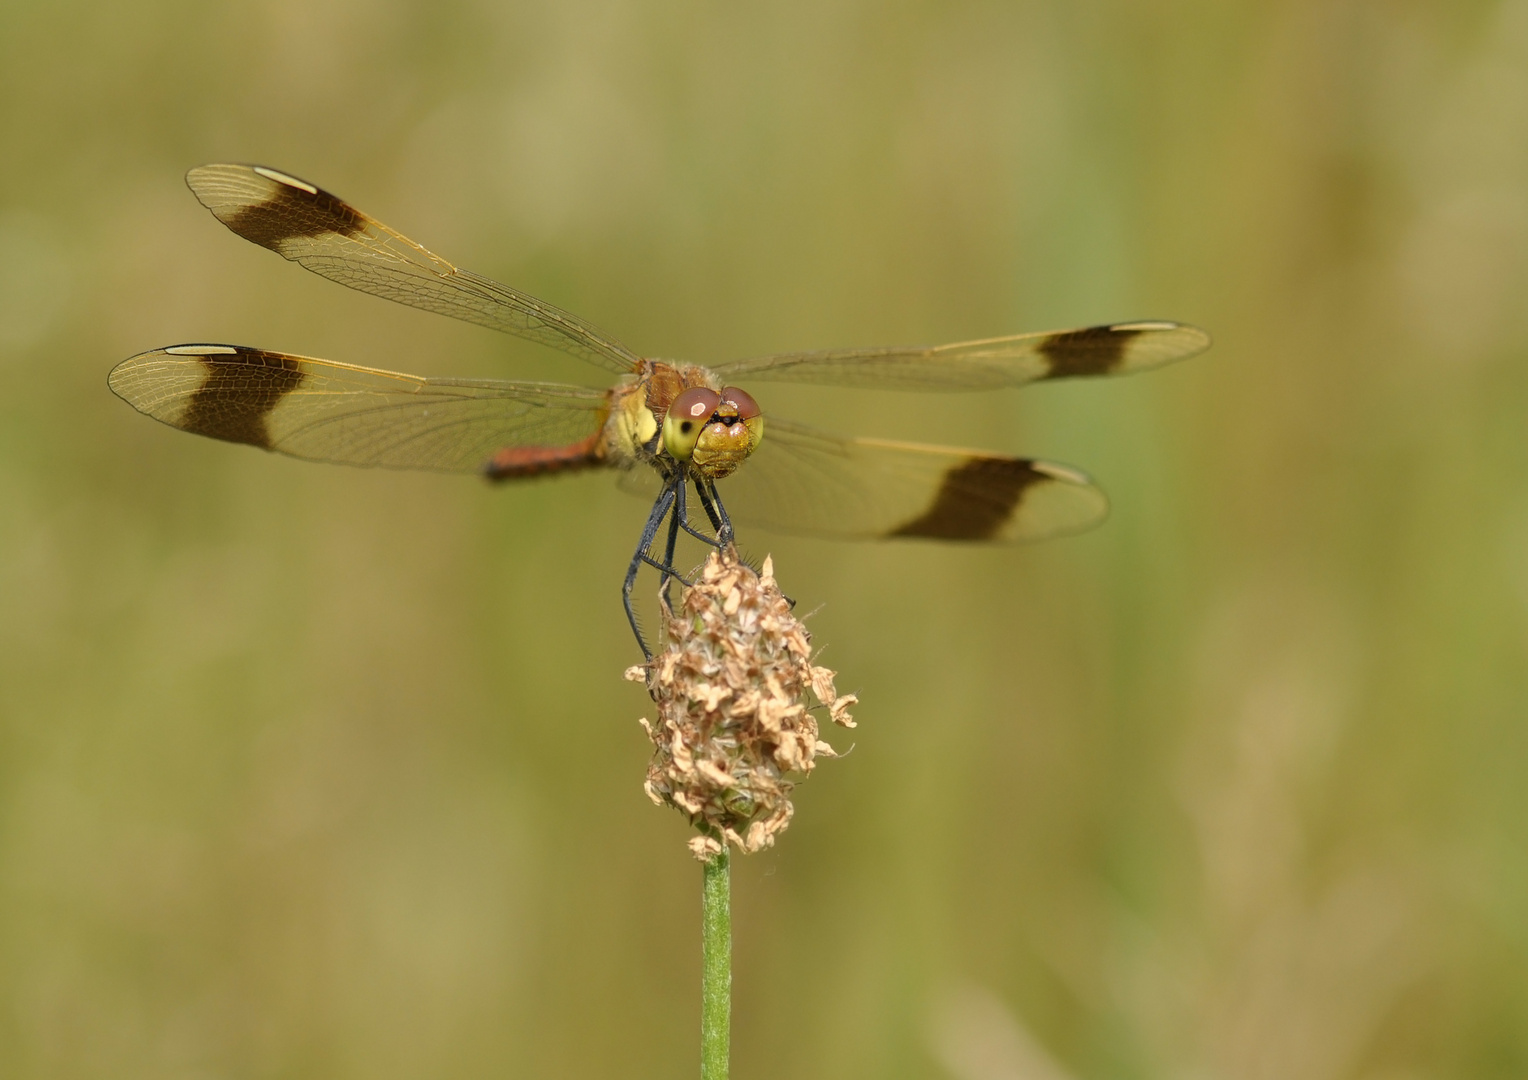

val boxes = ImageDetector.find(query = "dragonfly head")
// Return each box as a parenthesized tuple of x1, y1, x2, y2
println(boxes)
(663, 385, 764, 479)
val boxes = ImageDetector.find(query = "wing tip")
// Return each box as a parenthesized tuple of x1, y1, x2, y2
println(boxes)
(1115, 319, 1213, 356)
(108, 345, 196, 393)
(185, 162, 306, 185)
(184, 161, 248, 196)
(108, 344, 234, 406)
(106, 355, 135, 399)
(1021, 460, 1111, 539)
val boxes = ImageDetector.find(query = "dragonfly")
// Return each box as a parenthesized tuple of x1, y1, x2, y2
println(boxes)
(110, 164, 1210, 656)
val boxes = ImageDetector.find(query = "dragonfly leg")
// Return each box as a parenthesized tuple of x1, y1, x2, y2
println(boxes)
(624, 479, 679, 660)
(640, 552, 694, 584)
(679, 519, 723, 546)
(695, 478, 735, 546)
(677, 477, 724, 548)
(659, 479, 687, 609)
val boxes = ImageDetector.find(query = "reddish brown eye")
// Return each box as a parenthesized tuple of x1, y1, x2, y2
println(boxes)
(663, 387, 723, 461)
(669, 387, 721, 426)
(719, 386, 760, 420)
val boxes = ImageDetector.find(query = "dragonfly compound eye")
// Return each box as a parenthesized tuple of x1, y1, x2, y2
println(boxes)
(663, 387, 723, 462)
(719, 386, 761, 421)
(692, 385, 764, 480)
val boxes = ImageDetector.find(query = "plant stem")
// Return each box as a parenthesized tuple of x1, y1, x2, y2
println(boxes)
(701, 845, 731, 1080)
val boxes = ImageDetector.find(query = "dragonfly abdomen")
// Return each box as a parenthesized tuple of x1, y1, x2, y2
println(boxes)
(484, 434, 606, 480)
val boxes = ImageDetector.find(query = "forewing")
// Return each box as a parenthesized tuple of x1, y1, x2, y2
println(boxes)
(712, 417, 1108, 542)
(713, 321, 1209, 391)
(109, 345, 610, 473)
(184, 164, 642, 375)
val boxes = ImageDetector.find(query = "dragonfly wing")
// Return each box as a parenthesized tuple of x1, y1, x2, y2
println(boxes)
(184, 164, 643, 375)
(109, 345, 610, 473)
(712, 417, 1108, 542)
(712, 321, 1209, 391)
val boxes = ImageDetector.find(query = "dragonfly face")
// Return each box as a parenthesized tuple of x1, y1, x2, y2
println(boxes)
(662, 384, 764, 480)
(109, 164, 1211, 655)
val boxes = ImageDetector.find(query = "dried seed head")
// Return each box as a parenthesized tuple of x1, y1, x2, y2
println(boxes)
(626, 546, 857, 858)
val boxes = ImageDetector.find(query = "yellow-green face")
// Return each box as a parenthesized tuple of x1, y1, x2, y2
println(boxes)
(661, 385, 765, 479)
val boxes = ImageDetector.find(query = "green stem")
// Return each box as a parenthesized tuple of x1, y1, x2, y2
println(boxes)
(701, 845, 731, 1080)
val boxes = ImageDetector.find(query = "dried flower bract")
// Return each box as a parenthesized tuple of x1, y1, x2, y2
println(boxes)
(627, 546, 857, 857)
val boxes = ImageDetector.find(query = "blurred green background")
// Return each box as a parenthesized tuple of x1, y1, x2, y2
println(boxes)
(4, 0, 1528, 1077)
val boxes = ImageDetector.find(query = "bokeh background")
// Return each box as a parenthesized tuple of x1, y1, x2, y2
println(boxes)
(4, 1, 1528, 1077)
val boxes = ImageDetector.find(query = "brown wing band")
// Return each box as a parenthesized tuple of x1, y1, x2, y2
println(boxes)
(1037, 324, 1145, 378)
(888, 457, 1049, 540)
(181, 351, 307, 449)
(218, 183, 367, 251)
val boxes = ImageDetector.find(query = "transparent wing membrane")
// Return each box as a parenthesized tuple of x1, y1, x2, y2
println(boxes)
(185, 164, 643, 375)
(109, 345, 610, 473)
(702, 418, 1108, 542)
(713, 321, 1209, 391)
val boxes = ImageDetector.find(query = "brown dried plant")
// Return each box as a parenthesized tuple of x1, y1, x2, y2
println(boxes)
(627, 546, 857, 860)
